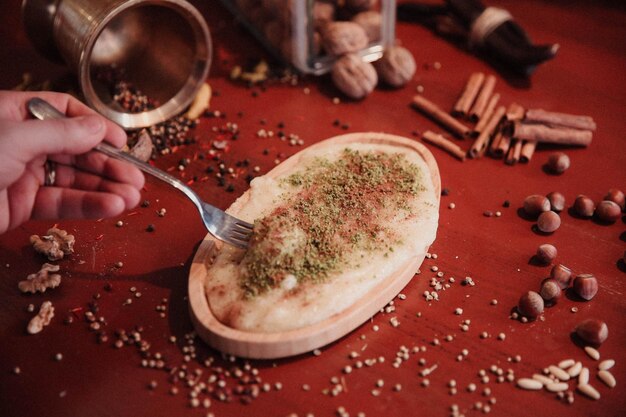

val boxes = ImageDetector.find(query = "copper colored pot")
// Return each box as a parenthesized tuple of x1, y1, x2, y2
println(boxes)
(22, 0, 211, 128)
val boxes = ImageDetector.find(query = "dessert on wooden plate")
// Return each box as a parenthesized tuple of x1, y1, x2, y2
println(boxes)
(189, 132, 440, 358)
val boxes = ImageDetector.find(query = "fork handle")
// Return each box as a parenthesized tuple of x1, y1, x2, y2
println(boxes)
(27, 97, 203, 209)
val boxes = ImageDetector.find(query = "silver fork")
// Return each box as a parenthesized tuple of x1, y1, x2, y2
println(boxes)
(28, 97, 253, 249)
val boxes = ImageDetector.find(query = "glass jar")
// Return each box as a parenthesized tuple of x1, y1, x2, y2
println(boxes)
(219, 0, 396, 75)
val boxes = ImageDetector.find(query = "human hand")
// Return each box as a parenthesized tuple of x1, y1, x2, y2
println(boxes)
(0, 90, 145, 234)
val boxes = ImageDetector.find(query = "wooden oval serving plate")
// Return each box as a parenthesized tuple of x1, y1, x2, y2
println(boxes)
(188, 132, 441, 359)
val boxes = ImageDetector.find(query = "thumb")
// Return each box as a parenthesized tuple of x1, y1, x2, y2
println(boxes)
(6, 115, 106, 161)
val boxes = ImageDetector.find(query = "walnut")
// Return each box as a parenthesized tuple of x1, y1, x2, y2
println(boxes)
(374, 45, 416, 88)
(345, 0, 379, 12)
(352, 10, 381, 43)
(30, 228, 75, 261)
(18, 263, 61, 294)
(128, 129, 154, 162)
(27, 301, 55, 334)
(321, 21, 368, 56)
(313, 1, 335, 28)
(331, 53, 378, 99)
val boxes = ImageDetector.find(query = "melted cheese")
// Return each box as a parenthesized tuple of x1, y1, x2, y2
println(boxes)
(204, 142, 438, 333)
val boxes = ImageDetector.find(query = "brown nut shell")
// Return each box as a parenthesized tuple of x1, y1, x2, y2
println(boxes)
(546, 152, 570, 174)
(573, 273, 598, 301)
(595, 200, 621, 223)
(352, 10, 381, 43)
(546, 191, 566, 212)
(523, 194, 550, 217)
(374, 46, 416, 88)
(322, 21, 369, 56)
(604, 188, 625, 211)
(331, 54, 377, 100)
(537, 211, 561, 233)
(573, 195, 595, 217)
(536, 243, 557, 265)
(550, 264, 572, 289)
(518, 291, 544, 319)
(539, 278, 562, 305)
(575, 319, 608, 345)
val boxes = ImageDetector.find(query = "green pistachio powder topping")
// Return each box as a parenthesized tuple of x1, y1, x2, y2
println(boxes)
(240, 148, 426, 298)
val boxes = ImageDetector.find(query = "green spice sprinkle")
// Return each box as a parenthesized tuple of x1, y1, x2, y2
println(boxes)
(240, 148, 424, 298)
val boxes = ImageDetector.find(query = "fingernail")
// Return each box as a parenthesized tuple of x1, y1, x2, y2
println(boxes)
(78, 115, 104, 134)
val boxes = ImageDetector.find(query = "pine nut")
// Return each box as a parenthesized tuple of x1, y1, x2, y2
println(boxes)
(546, 382, 569, 392)
(517, 378, 543, 390)
(577, 383, 600, 400)
(598, 359, 615, 371)
(567, 361, 582, 377)
(578, 367, 590, 386)
(597, 370, 616, 388)
(584, 346, 600, 361)
(532, 374, 553, 385)
(548, 365, 570, 381)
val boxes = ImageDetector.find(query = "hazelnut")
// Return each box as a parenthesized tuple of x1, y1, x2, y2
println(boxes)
(575, 319, 608, 346)
(550, 264, 572, 289)
(523, 194, 550, 217)
(539, 278, 562, 305)
(374, 45, 416, 88)
(546, 191, 566, 212)
(573, 274, 598, 301)
(604, 188, 625, 211)
(573, 195, 595, 217)
(331, 53, 377, 99)
(537, 211, 561, 233)
(518, 291, 544, 319)
(546, 152, 570, 174)
(594, 200, 621, 223)
(536, 243, 557, 265)
(321, 21, 369, 56)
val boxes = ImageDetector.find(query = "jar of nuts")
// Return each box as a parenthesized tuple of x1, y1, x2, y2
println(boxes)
(220, 0, 396, 75)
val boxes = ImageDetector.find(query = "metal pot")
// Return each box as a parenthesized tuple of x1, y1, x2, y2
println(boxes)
(22, 0, 211, 128)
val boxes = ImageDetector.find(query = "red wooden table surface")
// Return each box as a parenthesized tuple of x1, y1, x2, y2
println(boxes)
(1, 1, 625, 416)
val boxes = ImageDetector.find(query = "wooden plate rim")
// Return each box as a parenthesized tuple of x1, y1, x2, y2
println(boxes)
(188, 132, 440, 359)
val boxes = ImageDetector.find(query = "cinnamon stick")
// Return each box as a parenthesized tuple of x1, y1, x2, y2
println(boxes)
(473, 93, 500, 135)
(525, 109, 596, 131)
(452, 72, 485, 117)
(505, 139, 522, 165)
(468, 105, 506, 158)
(489, 131, 504, 157)
(494, 133, 511, 158)
(422, 130, 467, 161)
(412, 95, 471, 138)
(519, 141, 537, 163)
(469, 75, 496, 122)
(513, 123, 593, 146)
(506, 103, 526, 122)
